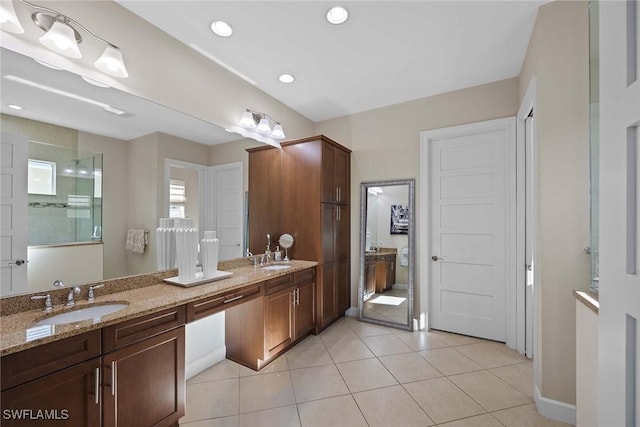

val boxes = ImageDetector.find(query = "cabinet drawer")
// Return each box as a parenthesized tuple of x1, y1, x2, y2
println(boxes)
(103, 306, 186, 352)
(186, 284, 263, 322)
(293, 268, 315, 285)
(264, 274, 293, 295)
(1, 330, 101, 391)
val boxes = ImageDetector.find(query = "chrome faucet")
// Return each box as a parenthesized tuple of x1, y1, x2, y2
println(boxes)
(87, 284, 104, 302)
(65, 286, 81, 307)
(31, 294, 53, 312)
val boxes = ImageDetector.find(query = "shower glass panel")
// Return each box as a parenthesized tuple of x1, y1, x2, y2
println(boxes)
(27, 141, 103, 245)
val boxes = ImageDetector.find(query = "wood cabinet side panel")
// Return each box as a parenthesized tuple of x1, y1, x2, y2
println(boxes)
(225, 296, 265, 370)
(281, 140, 322, 261)
(248, 148, 283, 254)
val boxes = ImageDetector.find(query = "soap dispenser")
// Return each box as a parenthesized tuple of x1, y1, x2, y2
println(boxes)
(274, 245, 282, 262)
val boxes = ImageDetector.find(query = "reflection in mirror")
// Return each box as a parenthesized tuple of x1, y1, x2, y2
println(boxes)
(0, 47, 238, 297)
(358, 179, 415, 331)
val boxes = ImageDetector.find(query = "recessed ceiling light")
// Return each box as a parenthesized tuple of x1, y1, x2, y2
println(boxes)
(8, 104, 23, 110)
(278, 73, 295, 84)
(326, 6, 349, 25)
(211, 20, 233, 37)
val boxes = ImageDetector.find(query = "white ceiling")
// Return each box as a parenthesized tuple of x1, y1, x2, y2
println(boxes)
(117, 0, 545, 122)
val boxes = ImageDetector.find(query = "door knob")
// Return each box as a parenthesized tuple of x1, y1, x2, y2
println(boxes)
(8, 259, 27, 266)
(431, 255, 440, 262)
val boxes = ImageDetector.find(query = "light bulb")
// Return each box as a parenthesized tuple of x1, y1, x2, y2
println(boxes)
(94, 46, 128, 78)
(256, 117, 271, 134)
(239, 110, 256, 128)
(271, 124, 286, 139)
(39, 19, 82, 58)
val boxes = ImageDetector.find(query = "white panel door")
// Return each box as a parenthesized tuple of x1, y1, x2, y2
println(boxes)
(428, 118, 515, 341)
(598, 1, 640, 425)
(0, 132, 28, 296)
(208, 162, 243, 261)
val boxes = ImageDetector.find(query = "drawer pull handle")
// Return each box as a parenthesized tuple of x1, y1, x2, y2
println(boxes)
(111, 361, 116, 396)
(95, 367, 100, 404)
(224, 295, 244, 304)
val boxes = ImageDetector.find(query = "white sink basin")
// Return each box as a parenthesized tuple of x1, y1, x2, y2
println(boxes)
(261, 264, 292, 271)
(33, 303, 129, 326)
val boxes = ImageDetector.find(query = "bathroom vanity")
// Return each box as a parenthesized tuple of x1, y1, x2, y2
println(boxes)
(0, 259, 317, 426)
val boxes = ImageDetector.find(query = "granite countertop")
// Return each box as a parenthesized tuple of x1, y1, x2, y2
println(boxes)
(574, 289, 599, 314)
(0, 260, 317, 357)
(365, 249, 397, 257)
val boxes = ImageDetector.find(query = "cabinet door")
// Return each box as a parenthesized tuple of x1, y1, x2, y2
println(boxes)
(319, 263, 337, 326)
(365, 259, 376, 296)
(335, 205, 349, 260)
(264, 287, 293, 358)
(103, 327, 185, 427)
(294, 279, 315, 339)
(334, 148, 349, 204)
(0, 358, 100, 427)
(321, 143, 350, 204)
(375, 260, 387, 293)
(321, 203, 337, 263)
(386, 257, 395, 289)
(336, 259, 350, 313)
(321, 143, 337, 203)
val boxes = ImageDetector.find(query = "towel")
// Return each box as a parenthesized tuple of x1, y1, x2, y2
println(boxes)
(400, 246, 409, 267)
(126, 229, 148, 253)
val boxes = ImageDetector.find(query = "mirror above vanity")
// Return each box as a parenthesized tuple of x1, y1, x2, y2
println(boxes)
(358, 179, 415, 331)
(0, 47, 244, 297)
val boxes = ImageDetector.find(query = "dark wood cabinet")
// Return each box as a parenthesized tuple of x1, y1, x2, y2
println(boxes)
(0, 358, 101, 427)
(1, 307, 186, 427)
(248, 147, 283, 254)
(226, 267, 316, 370)
(385, 255, 396, 289)
(103, 327, 185, 427)
(248, 136, 350, 332)
(321, 142, 349, 205)
(365, 257, 376, 297)
(264, 286, 294, 358)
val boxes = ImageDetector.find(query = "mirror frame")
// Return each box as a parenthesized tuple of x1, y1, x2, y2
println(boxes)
(358, 178, 415, 331)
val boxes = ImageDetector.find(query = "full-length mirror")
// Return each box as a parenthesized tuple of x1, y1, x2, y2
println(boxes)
(358, 179, 415, 331)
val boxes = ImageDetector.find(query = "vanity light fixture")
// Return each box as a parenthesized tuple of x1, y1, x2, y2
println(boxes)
(229, 109, 286, 148)
(326, 6, 349, 25)
(1, 0, 129, 78)
(0, 0, 24, 33)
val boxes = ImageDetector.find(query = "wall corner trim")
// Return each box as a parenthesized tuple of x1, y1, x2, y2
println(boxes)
(534, 385, 577, 426)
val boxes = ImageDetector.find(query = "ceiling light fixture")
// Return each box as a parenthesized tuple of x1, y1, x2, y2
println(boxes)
(326, 6, 349, 25)
(210, 20, 233, 37)
(1, 0, 129, 78)
(278, 73, 295, 84)
(0, 0, 24, 33)
(229, 109, 286, 148)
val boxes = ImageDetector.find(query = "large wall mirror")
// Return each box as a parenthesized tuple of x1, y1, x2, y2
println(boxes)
(0, 46, 241, 297)
(358, 179, 415, 331)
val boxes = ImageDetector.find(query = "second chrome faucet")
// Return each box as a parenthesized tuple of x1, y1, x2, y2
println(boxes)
(53, 279, 81, 307)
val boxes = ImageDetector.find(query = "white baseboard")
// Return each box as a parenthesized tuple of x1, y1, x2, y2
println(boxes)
(185, 345, 226, 380)
(534, 385, 576, 426)
(345, 307, 358, 317)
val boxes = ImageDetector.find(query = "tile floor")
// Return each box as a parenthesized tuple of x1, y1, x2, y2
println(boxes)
(180, 316, 570, 427)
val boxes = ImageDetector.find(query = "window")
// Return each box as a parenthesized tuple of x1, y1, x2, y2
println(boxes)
(169, 179, 186, 218)
(27, 159, 56, 195)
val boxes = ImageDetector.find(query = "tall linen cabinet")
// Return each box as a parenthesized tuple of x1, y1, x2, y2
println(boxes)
(248, 135, 351, 332)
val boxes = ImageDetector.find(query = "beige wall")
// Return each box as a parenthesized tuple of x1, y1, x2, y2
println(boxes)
(518, 0, 590, 406)
(78, 131, 129, 279)
(315, 77, 520, 311)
